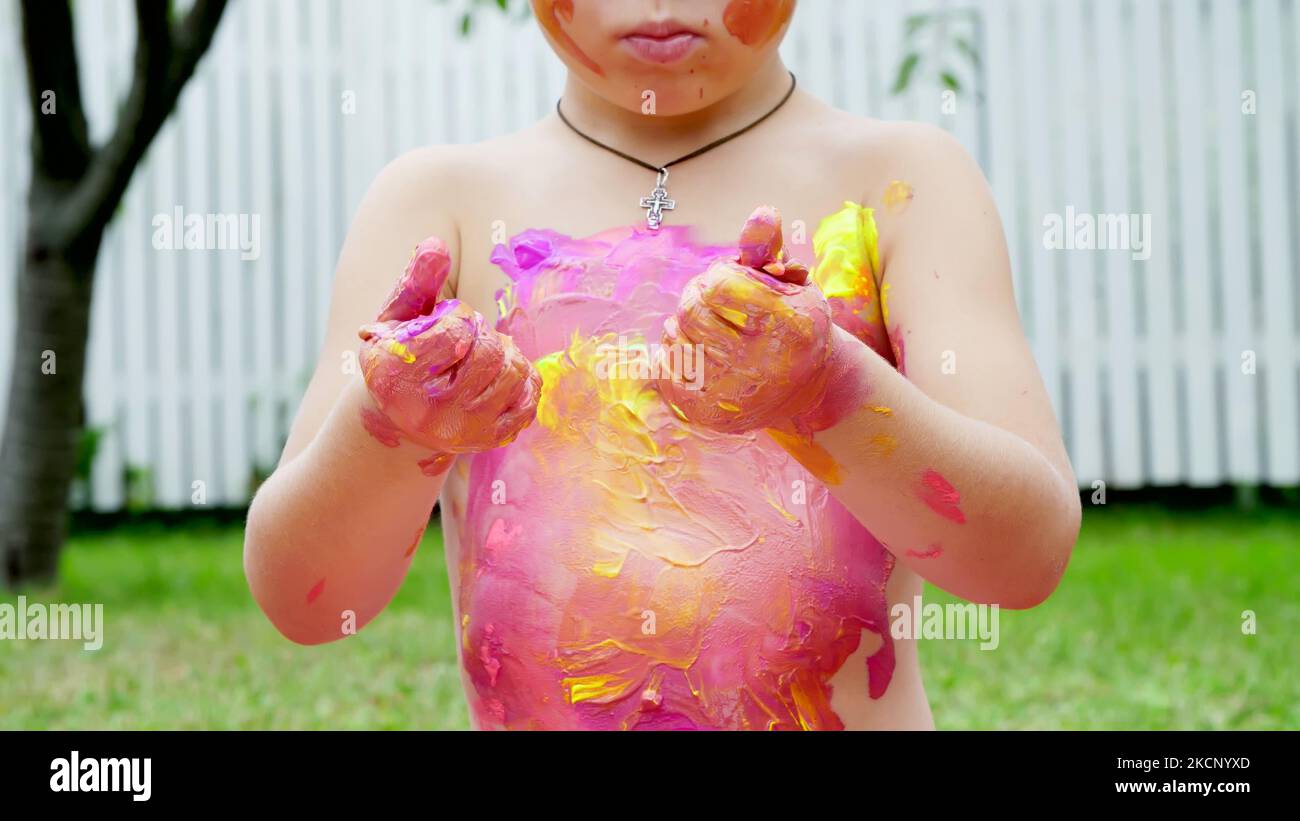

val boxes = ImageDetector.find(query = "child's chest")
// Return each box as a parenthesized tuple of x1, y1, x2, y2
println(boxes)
(452, 150, 866, 318)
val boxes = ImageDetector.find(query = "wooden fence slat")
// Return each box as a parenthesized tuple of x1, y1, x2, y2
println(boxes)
(1093, 0, 1144, 488)
(1132, 0, 1182, 483)
(152, 115, 186, 507)
(276, 0, 310, 431)
(310, 0, 340, 338)
(1016, 0, 1063, 428)
(1057, 0, 1105, 486)
(1210, 0, 1262, 483)
(1172, 0, 1223, 486)
(981, 0, 1025, 309)
(247, 0, 279, 474)
(1251, 0, 1300, 482)
(181, 56, 217, 510)
(214, 1, 250, 504)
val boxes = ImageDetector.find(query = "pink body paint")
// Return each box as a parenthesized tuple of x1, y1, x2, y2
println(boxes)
(918, 469, 966, 524)
(445, 213, 898, 730)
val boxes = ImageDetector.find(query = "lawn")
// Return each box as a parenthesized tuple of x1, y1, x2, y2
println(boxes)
(1, 504, 1296, 729)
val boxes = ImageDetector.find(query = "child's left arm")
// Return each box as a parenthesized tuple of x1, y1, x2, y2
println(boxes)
(661, 126, 1080, 609)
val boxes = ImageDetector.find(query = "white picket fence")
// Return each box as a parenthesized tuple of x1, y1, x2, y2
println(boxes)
(0, 0, 1297, 510)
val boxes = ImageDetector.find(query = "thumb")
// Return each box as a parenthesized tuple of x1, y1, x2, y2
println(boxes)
(376, 236, 453, 323)
(736, 206, 808, 286)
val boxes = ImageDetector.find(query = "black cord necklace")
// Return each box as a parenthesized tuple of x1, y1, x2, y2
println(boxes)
(556, 71, 798, 230)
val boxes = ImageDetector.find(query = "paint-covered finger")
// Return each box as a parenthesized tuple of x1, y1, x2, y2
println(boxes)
(737, 205, 783, 268)
(376, 236, 453, 322)
(398, 299, 479, 375)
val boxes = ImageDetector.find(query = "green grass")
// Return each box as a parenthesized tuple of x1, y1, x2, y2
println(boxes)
(0, 505, 1296, 729)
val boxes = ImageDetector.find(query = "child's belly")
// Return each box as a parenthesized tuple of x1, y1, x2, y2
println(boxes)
(436, 220, 922, 729)
(441, 393, 899, 731)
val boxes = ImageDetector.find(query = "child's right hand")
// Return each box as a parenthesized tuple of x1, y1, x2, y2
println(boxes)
(357, 238, 541, 470)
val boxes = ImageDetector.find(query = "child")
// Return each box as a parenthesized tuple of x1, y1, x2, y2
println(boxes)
(244, 0, 1080, 730)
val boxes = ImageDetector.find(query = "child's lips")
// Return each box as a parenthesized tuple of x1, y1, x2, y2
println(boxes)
(620, 32, 703, 64)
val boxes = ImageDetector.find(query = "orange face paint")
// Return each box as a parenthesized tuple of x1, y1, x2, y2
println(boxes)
(403, 526, 426, 558)
(537, 0, 604, 76)
(722, 0, 794, 47)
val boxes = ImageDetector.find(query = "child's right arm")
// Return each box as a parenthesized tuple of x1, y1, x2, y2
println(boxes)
(243, 149, 539, 645)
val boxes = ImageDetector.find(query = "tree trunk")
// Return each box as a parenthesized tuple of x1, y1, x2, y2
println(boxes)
(0, 219, 101, 588)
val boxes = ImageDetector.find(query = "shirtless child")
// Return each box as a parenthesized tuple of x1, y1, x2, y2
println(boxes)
(243, 0, 1081, 730)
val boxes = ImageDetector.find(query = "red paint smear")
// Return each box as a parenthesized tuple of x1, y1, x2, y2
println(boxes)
(306, 578, 326, 604)
(723, 0, 793, 46)
(404, 526, 426, 558)
(539, 0, 604, 76)
(360, 407, 402, 448)
(918, 469, 965, 524)
(905, 543, 944, 559)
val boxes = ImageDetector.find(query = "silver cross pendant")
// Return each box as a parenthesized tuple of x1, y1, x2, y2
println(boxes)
(639, 168, 676, 231)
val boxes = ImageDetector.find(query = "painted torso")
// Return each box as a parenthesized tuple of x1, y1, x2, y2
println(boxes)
(440, 209, 913, 730)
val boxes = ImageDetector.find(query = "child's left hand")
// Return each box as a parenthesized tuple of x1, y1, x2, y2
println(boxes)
(656, 206, 834, 434)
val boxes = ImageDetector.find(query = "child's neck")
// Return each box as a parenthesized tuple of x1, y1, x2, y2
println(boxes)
(556, 56, 798, 167)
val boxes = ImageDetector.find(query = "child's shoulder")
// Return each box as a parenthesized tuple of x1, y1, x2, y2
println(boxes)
(799, 100, 977, 189)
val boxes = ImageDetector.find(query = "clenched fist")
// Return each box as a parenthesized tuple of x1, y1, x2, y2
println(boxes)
(657, 207, 834, 434)
(358, 238, 541, 473)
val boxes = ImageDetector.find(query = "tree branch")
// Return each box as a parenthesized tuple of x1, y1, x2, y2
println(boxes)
(19, 0, 92, 182)
(52, 0, 230, 249)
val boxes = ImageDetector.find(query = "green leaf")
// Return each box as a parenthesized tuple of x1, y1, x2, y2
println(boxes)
(954, 36, 981, 68)
(940, 71, 962, 93)
(903, 13, 931, 39)
(892, 52, 922, 95)
(75, 427, 104, 484)
(460, 11, 472, 36)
